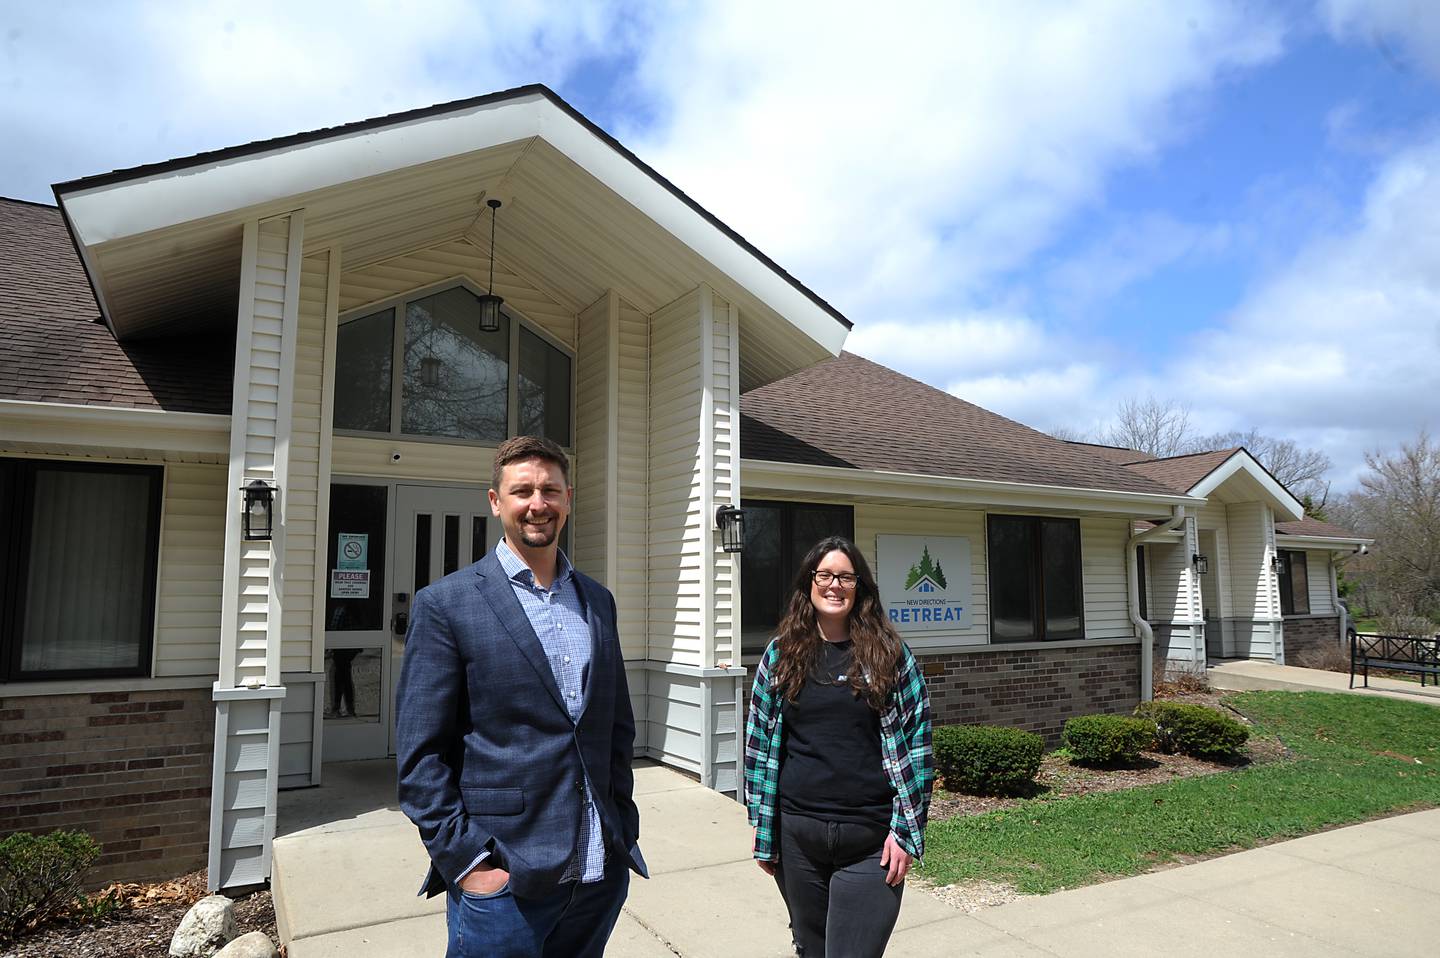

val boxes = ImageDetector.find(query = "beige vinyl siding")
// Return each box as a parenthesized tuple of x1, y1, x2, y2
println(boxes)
(1147, 540, 1189, 623)
(710, 294, 738, 664)
(235, 217, 292, 683)
(571, 294, 611, 582)
(1226, 501, 1270, 620)
(1302, 550, 1335, 615)
(1194, 506, 1233, 624)
(616, 300, 649, 661)
(153, 463, 227, 677)
(337, 239, 574, 348)
(279, 254, 329, 675)
(1079, 517, 1134, 641)
(330, 436, 498, 482)
(647, 289, 704, 667)
(853, 504, 988, 649)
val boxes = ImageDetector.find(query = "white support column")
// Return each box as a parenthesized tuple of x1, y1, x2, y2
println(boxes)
(209, 210, 305, 891)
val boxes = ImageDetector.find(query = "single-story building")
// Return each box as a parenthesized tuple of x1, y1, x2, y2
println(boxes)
(1068, 443, 1372, 670)
(0, 84, 1367, 892)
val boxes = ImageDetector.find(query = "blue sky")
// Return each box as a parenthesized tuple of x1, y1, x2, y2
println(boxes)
(2, 1, 1437, 492)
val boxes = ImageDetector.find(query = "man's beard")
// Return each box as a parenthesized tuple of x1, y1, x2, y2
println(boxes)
(517, 517, 559, 548)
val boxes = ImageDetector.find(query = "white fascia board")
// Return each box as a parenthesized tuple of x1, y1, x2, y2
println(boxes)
(1275, 534, 1373, 551)
(0, 400, 230, 455)
(741, 458, 1203, 516)
(59, 93, 847, 356)
(1187, 451, 1304, 522)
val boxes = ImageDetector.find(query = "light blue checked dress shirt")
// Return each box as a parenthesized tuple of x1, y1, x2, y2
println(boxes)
(495, 537, 606, 883)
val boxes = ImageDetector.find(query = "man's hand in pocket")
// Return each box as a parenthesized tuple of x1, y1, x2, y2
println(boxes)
(459, 862, 510, 895)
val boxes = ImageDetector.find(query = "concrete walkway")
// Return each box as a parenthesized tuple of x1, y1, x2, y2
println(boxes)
(274, 759, 1440, 956)
(1208, 658, 1440, 706)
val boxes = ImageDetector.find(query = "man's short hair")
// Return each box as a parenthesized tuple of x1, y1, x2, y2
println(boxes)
(490, 435, 571, 491)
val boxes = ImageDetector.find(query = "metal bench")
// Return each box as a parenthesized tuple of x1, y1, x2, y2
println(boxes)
(1349, 633, 1440, 688)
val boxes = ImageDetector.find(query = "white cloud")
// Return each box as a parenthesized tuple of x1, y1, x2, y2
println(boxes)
(845, 310, 1056, 380)
(1321, 0, 1440, 82)
(0, 1, 628, 198)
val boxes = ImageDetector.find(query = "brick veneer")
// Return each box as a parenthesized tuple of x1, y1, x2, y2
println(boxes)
(1283, 616, 1342, 662)
(917, 643, 1140, 744)
(0, 687, 214, 886)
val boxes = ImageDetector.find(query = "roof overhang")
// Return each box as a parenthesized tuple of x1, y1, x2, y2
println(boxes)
(742, 458, 1204, 516)
(0, 400, 230, 461)
(1187, 449, 1304, 522)
(53, 85, 849, 386)
(1275, 534, 1373, 552)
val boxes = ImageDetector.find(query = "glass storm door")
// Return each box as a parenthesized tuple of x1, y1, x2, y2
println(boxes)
(388, 484, 500, 755)
(322, 482, 393, 762)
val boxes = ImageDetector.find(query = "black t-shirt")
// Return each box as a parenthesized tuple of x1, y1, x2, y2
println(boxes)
(778, 639, 894, 827)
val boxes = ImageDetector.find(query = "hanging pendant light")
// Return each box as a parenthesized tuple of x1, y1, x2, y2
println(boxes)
(478, 198, 504, 333)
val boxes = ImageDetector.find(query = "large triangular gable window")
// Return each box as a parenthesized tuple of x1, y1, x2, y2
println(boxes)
(333, 282, 572, 447)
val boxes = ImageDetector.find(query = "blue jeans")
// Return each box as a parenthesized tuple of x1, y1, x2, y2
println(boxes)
(444, 859, 629, 958)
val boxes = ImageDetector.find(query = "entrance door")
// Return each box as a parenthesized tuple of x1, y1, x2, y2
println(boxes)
(388, 484, 500, 755)
(322, 482, 394, 762)
(1199, 529, 1222, 659)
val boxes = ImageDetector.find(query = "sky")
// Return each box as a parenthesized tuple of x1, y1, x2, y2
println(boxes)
(3, 0, 1438, 493)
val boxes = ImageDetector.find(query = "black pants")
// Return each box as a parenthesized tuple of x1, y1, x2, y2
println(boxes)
(776, 811, 904, 958)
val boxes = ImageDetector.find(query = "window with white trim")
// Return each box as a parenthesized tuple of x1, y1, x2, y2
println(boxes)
(1, 458, 163, 681)
(333, 283, 572, 447)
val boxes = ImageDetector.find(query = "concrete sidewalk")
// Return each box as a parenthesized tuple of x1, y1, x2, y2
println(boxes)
(275, 761, 1440, 956)
(1208, 658, 1440, 705)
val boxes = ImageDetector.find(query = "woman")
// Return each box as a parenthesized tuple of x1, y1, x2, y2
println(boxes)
(744, 535, 934, 957)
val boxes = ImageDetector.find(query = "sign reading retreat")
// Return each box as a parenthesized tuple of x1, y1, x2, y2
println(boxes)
(877, 534, 972, 632)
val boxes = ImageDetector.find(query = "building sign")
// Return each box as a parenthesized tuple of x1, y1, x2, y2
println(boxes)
(876, 535, 972, 631)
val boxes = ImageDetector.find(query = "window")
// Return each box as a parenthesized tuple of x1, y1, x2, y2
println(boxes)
(1277, 549, 1310, 615)
(1136, 545, 1148, 621)
(740, 500, 854, 653)
(1, 458, 163, 681)
(987, 515, 1084, 643)
(334, 283, 572, 447)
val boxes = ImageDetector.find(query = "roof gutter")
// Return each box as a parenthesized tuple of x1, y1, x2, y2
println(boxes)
(1128, 504, 1187, 703)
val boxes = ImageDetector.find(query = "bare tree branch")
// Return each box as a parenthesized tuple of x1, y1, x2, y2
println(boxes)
(1098, 395, 1194, 458)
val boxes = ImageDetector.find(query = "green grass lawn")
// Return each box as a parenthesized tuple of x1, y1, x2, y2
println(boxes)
(917, 691, 1440, 894)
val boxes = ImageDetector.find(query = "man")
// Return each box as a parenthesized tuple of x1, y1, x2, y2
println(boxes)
(396, 435, 646, 958)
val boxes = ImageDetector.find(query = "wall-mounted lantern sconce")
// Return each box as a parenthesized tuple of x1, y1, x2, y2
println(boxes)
(241, 479, 277, 541)
(1272, 552, 1287, 576)
(715, 504, 745, 553)
(478, 198, 504, 333)
(419, 355, 443, 387)
(1192, 553, 1209, 575)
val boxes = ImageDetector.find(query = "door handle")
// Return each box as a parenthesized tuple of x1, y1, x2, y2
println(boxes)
(392, 611, 409, 636)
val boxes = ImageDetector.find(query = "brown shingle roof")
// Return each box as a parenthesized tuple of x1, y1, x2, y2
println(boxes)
(0, 198, 232, 414)
(1064, 440, 1154, 465)
(1275, 517, 1366, 540)
(740, 352, 1182, 497)
(1121, 448, 1242, 494)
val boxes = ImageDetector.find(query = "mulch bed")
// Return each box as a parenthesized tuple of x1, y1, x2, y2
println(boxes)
(929, 688, 1291, 822)
(1, 869, 278, 958)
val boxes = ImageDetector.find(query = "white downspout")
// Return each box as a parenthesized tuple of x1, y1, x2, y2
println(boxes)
(1330, 546, 1367, 648)
(1128, 505, 1187, 702)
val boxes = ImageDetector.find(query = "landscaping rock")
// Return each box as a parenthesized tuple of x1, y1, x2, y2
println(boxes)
(169, 894, 236, 957)
(213, 931, 280, 958)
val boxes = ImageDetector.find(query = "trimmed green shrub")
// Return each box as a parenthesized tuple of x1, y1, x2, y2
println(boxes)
(1134, 700, 1249, 760)
(0, 830, 100, 942)
(1061, 714, 1157, 766)
(933, 724, 1045, 796)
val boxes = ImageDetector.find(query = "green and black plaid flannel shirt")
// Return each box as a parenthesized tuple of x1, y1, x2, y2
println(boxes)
(743, 638, 934, 862)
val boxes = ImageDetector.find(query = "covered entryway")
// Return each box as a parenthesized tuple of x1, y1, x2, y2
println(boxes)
(322, 481, 498, 762)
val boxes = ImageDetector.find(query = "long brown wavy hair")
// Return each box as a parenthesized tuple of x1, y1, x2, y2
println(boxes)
(772, 536, 902, 710)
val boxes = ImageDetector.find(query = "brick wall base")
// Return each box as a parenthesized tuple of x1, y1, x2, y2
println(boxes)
(0, 688, 214, 887)
(1284, 616, 1342, 665)
(917, 643, 1141, 745)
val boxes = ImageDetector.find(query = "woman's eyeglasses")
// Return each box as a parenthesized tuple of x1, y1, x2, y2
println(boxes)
(811, 571, 858, 589)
